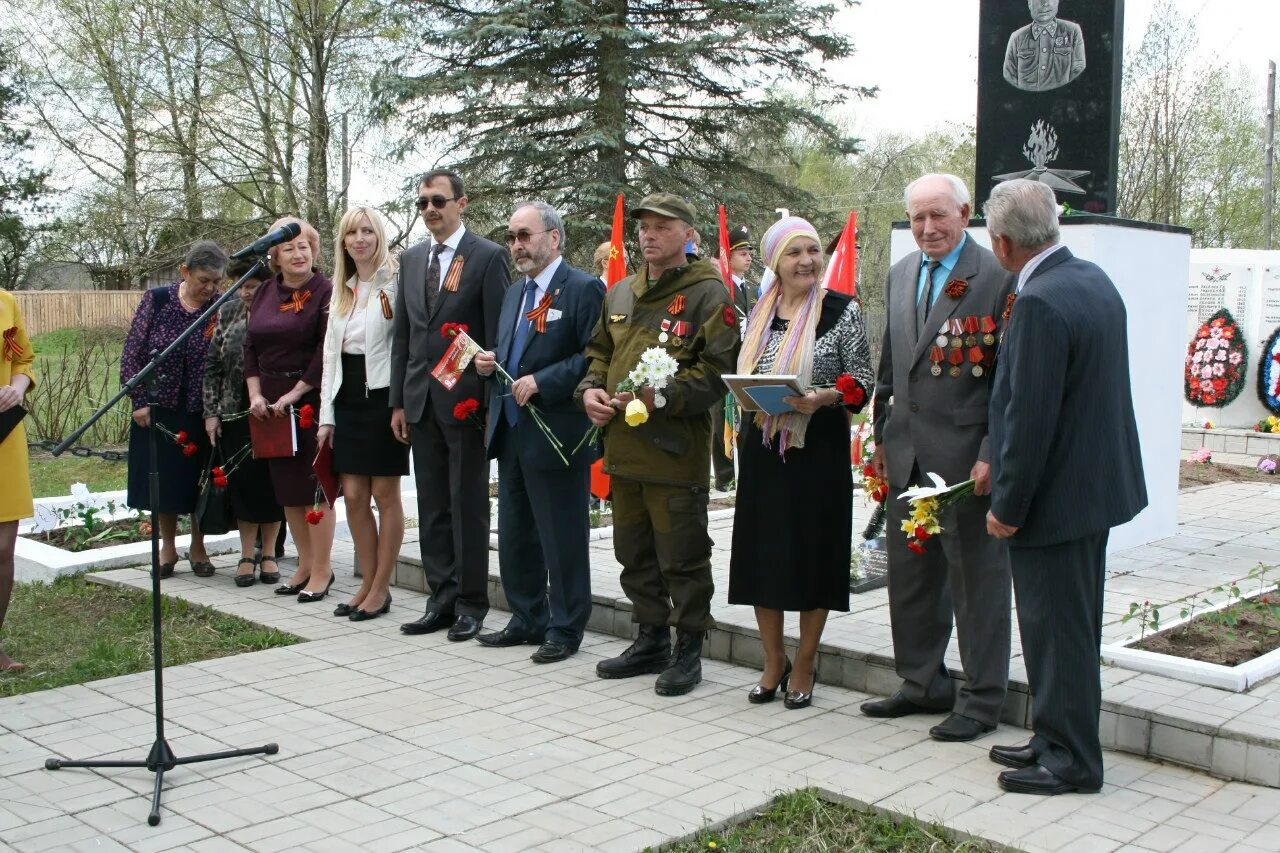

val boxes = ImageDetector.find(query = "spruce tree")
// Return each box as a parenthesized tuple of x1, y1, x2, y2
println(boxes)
(378, 0, 868, 247)
(0, 49, 50, 289)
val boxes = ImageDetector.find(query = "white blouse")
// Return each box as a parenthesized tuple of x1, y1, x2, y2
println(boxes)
(341, 280, 372, 354)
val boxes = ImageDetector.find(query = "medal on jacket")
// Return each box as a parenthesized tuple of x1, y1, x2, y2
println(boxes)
(963, 315, 979, 347)
(935, 322, 949, 349)
(948, 318, 963, 348)
(929, 345, 945, 377)
(659, 318, 671, 343)
(968, 345, 985, 377)
(666, 294, 686, 315)
(670, 320, 690, 344)
(980, 315, 997, 345)
(948, 346, 964, 377)
(279, 288, 312, 313)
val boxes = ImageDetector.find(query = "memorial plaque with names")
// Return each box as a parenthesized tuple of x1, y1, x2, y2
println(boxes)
(976, 0, 1124, 213)
(1261, 268, 1280, 331)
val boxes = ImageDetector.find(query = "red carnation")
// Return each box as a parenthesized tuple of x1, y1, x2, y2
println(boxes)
(873, 485, 888, 503)
(907, 541, 926, 554)
(305, 509, 324, 525)
(723, 305, 736, 327)
(862, 462, 877, 478)
(835, 373, 866, 406)
(453, 398, 480, 421)
(441, 322, 470, 339)
(175, 431, 189, 445)
(213, 475, 228, 489)
(914, 525, 930, 540)
(182, 442, 198, 457)
(1211, 378, 1226, 391)
(211, 466, 225, 477)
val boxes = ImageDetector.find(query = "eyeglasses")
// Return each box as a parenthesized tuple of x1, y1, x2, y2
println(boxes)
(416, 195, 458, 211)
(504, 228, 553, 245)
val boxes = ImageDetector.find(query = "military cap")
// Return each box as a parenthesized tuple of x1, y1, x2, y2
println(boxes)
(728, 225, 751, 251)
(630, 193, 698, 225)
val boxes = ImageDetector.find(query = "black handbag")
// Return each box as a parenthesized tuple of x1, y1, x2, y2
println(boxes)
(194, 447, 233, 535)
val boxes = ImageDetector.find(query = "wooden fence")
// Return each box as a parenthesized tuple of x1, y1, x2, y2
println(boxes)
(13, 290, 143, 337)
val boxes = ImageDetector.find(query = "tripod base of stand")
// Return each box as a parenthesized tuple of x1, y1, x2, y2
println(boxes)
(46, 739, 278, 826)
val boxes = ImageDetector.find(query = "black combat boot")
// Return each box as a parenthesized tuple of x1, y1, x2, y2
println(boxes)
(655, 630, 703, 696)
(596, 625, 671, 679)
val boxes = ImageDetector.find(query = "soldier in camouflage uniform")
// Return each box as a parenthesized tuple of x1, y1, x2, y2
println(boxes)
(575, 193, 740, 696)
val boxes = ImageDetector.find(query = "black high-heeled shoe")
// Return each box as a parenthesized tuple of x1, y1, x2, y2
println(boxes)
(296, 574, 334, 603)
(349, 594, 392, 622)
(234, 558, 258, 588)
(783, 667, 818, 710)
(748, 658, 792, 704)
(333, 602, 355, 617)
(274, 577, 308, 595)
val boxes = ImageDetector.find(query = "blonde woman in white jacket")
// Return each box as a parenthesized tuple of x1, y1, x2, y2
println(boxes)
(318, 207, 409, 621)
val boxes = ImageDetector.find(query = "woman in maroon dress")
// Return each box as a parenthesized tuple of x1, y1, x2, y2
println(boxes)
(243, 217, 336, 602)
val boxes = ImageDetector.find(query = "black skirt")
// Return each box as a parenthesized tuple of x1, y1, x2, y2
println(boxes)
(126, 407, 206, 514)
(218, 417, 284, 524)
(333, 354, 409, 477)
(727, 406, 853, 612)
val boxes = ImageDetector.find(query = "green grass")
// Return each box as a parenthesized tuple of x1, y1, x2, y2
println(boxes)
(658, 790, 991, 853)
(0, 573, 300, 697)
(27, 449, 129, 498)
(27, 327, 132, 447)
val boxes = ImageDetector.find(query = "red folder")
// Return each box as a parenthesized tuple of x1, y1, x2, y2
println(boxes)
(248, 414, 297, 459)
(312, 442, 342, 508)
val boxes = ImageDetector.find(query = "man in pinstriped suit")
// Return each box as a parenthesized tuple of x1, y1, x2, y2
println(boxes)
(984, 179, 1147, 795)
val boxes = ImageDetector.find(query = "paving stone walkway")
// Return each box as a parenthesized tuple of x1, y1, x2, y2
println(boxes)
(4, 524, 1280, 852)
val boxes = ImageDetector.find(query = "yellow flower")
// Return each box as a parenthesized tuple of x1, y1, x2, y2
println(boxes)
(624, 398, 649, 427)
(901, 518, 917, 535)
(708, 843, 718, 850)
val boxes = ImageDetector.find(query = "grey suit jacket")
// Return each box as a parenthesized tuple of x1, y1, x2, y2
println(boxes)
(389, 229, 511, 424)
(873, 236, 1016, 489)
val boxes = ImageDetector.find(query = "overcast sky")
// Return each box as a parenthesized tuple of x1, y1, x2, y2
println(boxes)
(826, 0, 1279, 135)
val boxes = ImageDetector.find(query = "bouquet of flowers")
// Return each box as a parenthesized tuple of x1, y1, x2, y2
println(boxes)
(574, 346, 681, 454)
(435, 325, 568, 466)
(899, 473, 976, 554)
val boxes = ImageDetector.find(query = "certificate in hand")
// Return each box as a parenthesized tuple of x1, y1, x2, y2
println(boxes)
(722, 374, 804, 416)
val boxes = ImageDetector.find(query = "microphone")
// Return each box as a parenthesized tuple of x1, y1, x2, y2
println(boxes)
(231, 222, 302, 259)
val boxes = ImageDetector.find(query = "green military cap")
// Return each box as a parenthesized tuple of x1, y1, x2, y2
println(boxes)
(630, 193, 698, 225)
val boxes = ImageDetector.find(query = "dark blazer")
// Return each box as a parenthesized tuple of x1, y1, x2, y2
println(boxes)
(389, 228, 511, 423)
(485, 260, 605, 470)
(989, 247, 1148, 547)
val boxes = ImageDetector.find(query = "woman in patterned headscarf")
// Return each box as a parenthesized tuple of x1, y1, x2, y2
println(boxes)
(727, 215, 874, 710)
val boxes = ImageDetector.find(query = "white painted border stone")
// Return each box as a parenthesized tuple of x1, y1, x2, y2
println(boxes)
(1101, 591, 1280, 692)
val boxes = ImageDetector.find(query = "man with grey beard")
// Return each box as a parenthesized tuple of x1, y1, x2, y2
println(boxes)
(473, 201, 605, 662)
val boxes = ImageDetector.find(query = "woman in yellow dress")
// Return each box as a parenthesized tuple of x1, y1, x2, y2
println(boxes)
(0, 289, 35, 672)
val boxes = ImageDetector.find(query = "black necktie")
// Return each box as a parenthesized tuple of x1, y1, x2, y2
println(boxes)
(916, 259, 941, 338)
(426, 243, 446, 312)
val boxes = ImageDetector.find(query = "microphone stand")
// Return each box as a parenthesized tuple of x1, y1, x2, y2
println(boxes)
(44, 257, 279, 827)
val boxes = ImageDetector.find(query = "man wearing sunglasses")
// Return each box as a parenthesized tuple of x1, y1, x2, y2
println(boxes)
(472, 201, 605, 663)
(391, 169, 511, 642)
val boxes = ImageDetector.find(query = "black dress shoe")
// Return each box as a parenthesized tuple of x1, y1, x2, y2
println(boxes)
(349, 594, 391, 622)
(447, 615, 483, 641)
(989, 741, 1038, 769)
(859, 692, 949, 719)
(333, 602, 355, 617)
(476, 626, 543, 648)
(530, 641, 576, 663)
(400, 611, 456, 635)
(297, 574, 334, 603)
(998, 764, 1100, 795)
(783, 667, 817, 710)
(275, 578, 308, 595)
(748, 658, 792, 704)
(929, 713, 995, 742)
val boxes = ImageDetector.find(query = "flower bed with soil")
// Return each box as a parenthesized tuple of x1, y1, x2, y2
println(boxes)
(1102, 570, 1280, 691)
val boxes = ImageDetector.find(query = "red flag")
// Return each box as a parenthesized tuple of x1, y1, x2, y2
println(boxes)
(717, 204, 734, 301)
(605, 193, 627, 288)
(822, 210, 858, 296)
